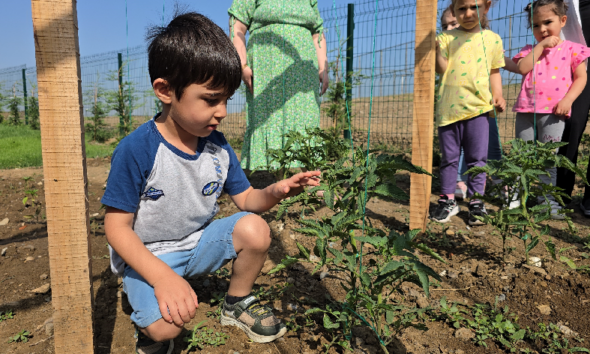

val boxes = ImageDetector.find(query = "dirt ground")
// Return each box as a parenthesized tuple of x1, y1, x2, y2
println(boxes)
(1, 157, 590, 354)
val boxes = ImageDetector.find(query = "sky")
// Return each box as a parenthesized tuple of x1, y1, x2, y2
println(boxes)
(1, 0, 355, 70)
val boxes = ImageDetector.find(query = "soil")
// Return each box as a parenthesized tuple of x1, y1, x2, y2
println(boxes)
(1, 158, 590, 354)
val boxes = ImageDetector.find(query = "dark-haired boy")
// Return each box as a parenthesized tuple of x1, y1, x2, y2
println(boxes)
(102, 12, 320, 354)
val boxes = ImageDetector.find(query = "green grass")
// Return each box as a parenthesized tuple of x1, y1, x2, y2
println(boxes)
(0, 123, 114, 169)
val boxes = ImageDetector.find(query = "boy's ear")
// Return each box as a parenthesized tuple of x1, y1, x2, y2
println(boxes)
(153, 78, 173, 104)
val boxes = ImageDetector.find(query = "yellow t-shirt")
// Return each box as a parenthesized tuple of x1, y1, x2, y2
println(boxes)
(437, 29, 505, 127)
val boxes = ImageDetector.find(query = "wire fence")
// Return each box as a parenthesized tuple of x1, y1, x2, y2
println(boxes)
(0, 0, 557, 148)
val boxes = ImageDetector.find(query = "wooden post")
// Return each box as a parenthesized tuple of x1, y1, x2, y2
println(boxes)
(410, 0, 437, 232)
(31, 1, 94, 353)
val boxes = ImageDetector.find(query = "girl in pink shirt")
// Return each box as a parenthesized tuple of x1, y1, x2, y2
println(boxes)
(512, 0, 590, 218)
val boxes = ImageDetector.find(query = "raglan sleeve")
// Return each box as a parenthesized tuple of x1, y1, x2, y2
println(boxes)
(100, 139, 151, 213)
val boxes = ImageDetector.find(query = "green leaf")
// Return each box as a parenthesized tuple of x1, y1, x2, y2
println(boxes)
(510, 329, 526, 341)
(545, 239, 557, 260)
(560, 256, 577, 270)
(323, 314, 340, 329)
(373, 183, 409, 201)
(380, 261, 405, 275)
(461, 73, 467, 76)
(296, 242, 310, 260)
(525, 236, 540, 254)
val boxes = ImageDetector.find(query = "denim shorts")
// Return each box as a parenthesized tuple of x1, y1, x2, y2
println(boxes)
(122, 211, 252, 328)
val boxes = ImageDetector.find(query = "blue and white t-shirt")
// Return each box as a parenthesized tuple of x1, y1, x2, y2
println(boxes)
(101, 116, 251, 275)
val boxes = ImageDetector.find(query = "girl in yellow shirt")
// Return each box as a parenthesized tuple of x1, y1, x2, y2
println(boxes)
(430, 0, 506, 225)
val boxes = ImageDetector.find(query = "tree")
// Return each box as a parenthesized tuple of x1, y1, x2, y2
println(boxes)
(28, 84, 40, 130)
(106, 65, 141, 138)
(85, 82, 111, 142)
(8, 84, 22, 125)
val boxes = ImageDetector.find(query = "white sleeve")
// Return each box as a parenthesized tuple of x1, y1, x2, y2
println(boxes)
(561, 0, 586, 45)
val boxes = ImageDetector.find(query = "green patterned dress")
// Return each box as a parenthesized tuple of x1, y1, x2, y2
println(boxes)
(229, 0, 324, 170)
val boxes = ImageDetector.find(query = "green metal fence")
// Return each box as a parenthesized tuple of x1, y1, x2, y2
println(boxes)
(0, 0, 554, 147)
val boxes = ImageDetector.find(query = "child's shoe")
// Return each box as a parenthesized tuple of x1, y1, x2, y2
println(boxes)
(455, 182, 467, 200)
(539, 200, 565, 220)
(135, 328, 173, 354)
(221, 295, 286, 343)
(468, 199, 487, 226)
(429, 195, 460, 223)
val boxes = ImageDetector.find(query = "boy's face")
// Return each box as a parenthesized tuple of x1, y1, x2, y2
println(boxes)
(167, 82, 230, 138)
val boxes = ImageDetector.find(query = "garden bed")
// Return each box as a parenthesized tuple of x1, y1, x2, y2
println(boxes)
(1, 158, 590, 354)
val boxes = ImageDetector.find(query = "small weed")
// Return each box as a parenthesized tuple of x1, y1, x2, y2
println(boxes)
(252, 282, 293, 302)
(205, 292, 225, 319)
(7, 330, 31, 343)
(183, 320, 229, 351)
(0, 310, 14, 322)
(434, 298, 590, 353)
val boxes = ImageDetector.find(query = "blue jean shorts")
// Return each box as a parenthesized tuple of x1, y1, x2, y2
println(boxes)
(122, 211, 252, 328)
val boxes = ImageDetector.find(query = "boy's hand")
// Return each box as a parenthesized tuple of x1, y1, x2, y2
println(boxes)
(554, 97, 573, 117)
(492, 96, 506, 113)
(540, 36, 560, 49)
(272, 170, 321, 199)
(153, 273, 199, 326)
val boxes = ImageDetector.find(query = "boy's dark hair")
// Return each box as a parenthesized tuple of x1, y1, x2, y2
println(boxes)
(524, 0, 569, 28)
(146, 12, 241, 100)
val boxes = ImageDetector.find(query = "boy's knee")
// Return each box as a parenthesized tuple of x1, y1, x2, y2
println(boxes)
(142, 320, 183, 342)
(234, 214, 271, 252)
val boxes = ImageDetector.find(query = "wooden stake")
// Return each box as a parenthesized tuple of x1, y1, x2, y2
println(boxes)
(31, 1, 94, 353)
(410, 0, 437, 232)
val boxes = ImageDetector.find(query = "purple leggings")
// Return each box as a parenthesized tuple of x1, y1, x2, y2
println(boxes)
(438, 114, 489, 198)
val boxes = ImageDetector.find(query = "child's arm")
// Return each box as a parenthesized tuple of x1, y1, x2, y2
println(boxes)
(516, 36, 560, 75)
(490, 68, 506, 113)
(231, 170, 321, 213)
(502, 56, 519, 74)
(104, 208, 199, 326)
(435, 38, 448, 74)
(555, 62, 587, 116)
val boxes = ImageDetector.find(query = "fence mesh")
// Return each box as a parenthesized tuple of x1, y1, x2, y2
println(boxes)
(0, 0, 558, 147)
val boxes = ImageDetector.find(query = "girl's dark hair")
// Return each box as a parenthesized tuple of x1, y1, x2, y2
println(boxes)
(146, 12, 242, 100)
(524, 0, 569, 28)
(440, 5, 453, 26)
(450, 0, 491, 29)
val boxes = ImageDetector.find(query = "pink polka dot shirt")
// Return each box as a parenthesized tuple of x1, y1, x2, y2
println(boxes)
(512, 40, 590, 117)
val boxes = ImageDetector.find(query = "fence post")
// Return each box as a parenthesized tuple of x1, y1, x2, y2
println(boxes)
(22, 68, 28, 125)
(118, 52, 124, 136)
(409, 0, 437, 232)
(31, 0, 95, 352)
(344, 3, 354, 140)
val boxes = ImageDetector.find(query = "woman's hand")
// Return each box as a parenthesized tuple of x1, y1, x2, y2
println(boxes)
(242, 65, 253, 94)
(319, 68, 329, 96)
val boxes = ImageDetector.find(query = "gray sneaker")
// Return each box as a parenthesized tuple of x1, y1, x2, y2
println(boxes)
(220, 295, 286, 343)
(580, 199, 590, 217)
(135, 329, 173, 354)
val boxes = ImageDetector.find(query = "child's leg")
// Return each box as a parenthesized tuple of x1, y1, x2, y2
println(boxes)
(457, 147, 468, 184)
(536, 113, 565, 187)
(126, 212, 261, 343)
(438, 123, 463, 198)
(462, 114, 489, 198)
(487, 117, 502, 162)
(515, 112, 535, 141)
(228, 214, 271, 296)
